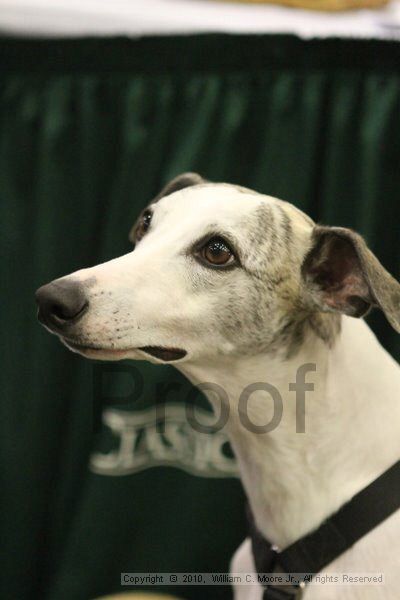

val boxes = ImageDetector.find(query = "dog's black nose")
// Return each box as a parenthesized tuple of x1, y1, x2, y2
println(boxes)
(35, 279, 88, 330)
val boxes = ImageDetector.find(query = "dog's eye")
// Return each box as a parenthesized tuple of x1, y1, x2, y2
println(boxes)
(135, 210, 152, 243)
(200, 237, 235, 267)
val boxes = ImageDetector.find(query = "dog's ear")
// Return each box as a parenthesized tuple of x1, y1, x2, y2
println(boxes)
(153, 172, 206, 203)
(302, 226, 400, 332)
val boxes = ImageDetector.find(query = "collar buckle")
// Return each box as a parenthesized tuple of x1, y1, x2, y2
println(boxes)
(262, 582, 304, 600)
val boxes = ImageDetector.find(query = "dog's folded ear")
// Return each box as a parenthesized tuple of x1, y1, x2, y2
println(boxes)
(302, 226, 400, 333)
(153, 172, 206, 203)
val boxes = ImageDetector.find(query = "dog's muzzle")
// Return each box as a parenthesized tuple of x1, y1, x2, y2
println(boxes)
(35, 279, 88, 332)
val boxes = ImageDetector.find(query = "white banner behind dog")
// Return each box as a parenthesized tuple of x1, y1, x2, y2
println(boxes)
(0, 0, 400, 39)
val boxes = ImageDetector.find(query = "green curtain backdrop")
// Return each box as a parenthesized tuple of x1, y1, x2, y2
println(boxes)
(1, 35, 399, 600)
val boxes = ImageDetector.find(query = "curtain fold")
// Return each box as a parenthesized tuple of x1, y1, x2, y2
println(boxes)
(1, 34, 399, 600)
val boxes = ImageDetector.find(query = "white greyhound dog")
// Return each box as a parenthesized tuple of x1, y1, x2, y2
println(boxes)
(36, 174, 400, 599)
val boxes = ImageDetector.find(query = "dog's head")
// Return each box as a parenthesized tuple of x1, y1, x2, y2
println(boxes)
(36, 173, 400, 364)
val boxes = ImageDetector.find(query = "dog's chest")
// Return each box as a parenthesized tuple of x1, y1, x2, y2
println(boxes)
(232, 508, 400, 600)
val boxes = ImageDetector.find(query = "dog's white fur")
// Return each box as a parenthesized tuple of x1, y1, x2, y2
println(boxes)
(227, 316, 400, 600)
(39, 181, 400, 599)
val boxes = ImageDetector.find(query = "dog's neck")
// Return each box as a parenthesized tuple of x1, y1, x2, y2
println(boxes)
(180, 315, 400, 549)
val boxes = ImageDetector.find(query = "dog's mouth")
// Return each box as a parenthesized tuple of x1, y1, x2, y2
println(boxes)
(61, 338, 187, 362)
(138, 346, 187, 362)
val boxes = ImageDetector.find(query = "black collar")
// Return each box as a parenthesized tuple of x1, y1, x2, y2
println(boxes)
(247, 459, 400, 600)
